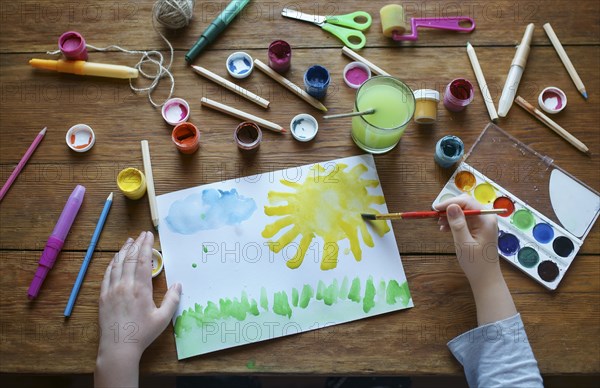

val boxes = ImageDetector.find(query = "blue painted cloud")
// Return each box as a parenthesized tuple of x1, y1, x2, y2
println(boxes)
(166, 189, 257, 234)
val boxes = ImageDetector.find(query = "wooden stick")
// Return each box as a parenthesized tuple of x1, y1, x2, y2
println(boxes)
(341, 46, 391, 76)
(515, 96, 589, 155)
(191, 65, 270, 109)
(543, 23, 587, 99)
(253, 59, 328, 112)
(200, 97, 286, 133)
(362, 208, 506, 220)
(140, 140, 159, 229)
(323, 109, 375, 120)
(466, 43, 499, 122)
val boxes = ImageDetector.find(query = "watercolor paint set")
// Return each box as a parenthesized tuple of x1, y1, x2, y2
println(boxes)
(433, 124, 600, 290)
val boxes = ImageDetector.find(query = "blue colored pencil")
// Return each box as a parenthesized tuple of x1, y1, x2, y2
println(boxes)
(64, 192, 113, 317)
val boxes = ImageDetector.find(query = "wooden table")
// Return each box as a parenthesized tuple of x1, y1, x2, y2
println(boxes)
(1, 0, 598, 378)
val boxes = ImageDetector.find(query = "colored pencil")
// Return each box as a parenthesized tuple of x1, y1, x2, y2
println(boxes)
(543, 23, 587, 99)
(341, 46, 391, 76)
(141, 140, 159, 228)
(64, 192, 113, 317)
(201, 97, 286, 133)
(515, 96, 589, 155)
(0, 127, 47, 202)
(191, 65, 271, 109)
(324, 109, 375, 120)
(253, 59, 328, 112)
(362, 208, 507, 220)
(466, 43, 499, 122)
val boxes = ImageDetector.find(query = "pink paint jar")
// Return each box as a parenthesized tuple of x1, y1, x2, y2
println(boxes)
(58, 31, 88, 61)
(172, 122, 200, 154)
(268, 40, 292, 73)
(443, 78, 474, 112)
(234, 122, 262, 152)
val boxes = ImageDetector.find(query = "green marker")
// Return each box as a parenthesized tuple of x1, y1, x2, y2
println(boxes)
(185, 0, 251, 63)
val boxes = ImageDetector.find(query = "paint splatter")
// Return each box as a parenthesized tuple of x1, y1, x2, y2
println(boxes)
(262, 163, 390, 270)
(246, 359, 256, 370)
(166, 189, 257, 234)
(192, 263, 197, 268)
(173, 277, 411, 337)
(202, 245, 208, 253)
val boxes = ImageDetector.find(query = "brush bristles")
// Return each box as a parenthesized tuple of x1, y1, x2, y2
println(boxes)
(361, 213, 377, 220)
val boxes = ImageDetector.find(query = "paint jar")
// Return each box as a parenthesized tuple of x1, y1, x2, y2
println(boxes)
(172, 122, 200, 154)
(351, 76, 415, 154)
(234, 122, 262, 152)
(162, 98, 190, 126)
(117, 167, 147, 200)
(434, 135, 464, 168)
(58, 31, 88, 61)
(268, 40, 292, 73)
(151, 249, 163, 278)
(343, 61, 371, 89)
(303, 65, 330, 100)
(538, 86, 567, 114)
(226, 52, 253, 79)
(413, 89, 440, 124)
(290, 114, 318, 142)
(443, 78, 474, 112)
(66, 124, 95, 152)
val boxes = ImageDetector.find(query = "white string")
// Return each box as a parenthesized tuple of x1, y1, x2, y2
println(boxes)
(46, 3, 179, 107)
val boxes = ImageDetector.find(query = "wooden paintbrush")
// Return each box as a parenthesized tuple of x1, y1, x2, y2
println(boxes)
(362, 208, 507, 220)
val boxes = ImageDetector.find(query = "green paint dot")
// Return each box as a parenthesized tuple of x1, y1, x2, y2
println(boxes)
(348, 277, 361, 302)
(322, 279, 339, 306)
(518, 247, 539, 268)
(192, 263, 197, 268)
(363, 277, 376, 313)
(246, 359, 256, 370)
(202, 245, 208, 253)
(260, 287, 269, 311)
(299, 284, 314, 308)
(291, 288, 299, 307)
(386, 280, 411, 306)
(511, 209, 535, 230)
(273, 291, 292, 318)
(339, 276, 349, 300)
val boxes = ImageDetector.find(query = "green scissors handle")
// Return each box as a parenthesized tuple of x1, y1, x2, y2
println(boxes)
(321, 23, 367, 50)
(325, 11, 372, 31)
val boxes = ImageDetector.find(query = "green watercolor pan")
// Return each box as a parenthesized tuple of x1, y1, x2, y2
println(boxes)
(433, 123, 600, 291)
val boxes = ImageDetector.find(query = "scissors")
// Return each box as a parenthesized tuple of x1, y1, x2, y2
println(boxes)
(281, 8, 372, 50)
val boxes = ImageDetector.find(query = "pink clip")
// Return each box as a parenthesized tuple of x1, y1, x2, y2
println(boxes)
(393, 17, 475, 41)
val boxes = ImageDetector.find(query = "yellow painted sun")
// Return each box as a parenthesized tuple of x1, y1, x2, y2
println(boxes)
(262, 163, 390, 270)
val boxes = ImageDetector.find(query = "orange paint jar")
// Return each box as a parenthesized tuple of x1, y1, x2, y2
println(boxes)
(172, 122, 200, 154)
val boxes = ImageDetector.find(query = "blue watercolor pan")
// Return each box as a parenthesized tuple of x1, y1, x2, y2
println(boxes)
(433, 124, 600, 291)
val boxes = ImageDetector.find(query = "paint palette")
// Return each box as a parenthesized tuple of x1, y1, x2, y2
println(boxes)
(433, 124, 600, 290)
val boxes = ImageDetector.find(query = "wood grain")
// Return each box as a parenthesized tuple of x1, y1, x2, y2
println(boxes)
(1, 0, 599, 376)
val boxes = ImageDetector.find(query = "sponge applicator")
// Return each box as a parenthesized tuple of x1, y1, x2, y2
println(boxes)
(380, 4, 407, 38)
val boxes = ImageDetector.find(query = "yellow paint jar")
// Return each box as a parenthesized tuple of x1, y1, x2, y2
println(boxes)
(413, 89, 440, 124)
(151, 249, 164, 278)
(117, 167, 147, 200)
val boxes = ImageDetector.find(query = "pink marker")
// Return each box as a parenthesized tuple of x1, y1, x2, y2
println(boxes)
(28, 185, 86, 300)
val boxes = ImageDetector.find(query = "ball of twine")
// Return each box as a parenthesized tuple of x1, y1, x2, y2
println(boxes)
(153, 0, 195, 29)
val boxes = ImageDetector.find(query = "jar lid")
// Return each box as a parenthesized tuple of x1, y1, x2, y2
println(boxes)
(538, 86, 567, 114)
(226, 52, 254, 79)
(290, 114, 318, 142)
(66, 124, 95, 152)
(413, 89, 440, 102)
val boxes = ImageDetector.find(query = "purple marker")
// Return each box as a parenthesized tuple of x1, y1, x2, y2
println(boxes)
(59, 31, 88, 61)
(443, 78, 474, 112)
(28, 185, 85, 300)
(268, 40, 291, 73)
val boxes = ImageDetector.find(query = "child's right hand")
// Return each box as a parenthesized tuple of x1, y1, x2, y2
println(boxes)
(435, 194, 502, 288)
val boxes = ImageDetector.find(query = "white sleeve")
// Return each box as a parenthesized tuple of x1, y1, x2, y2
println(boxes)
(447, 313, 543, 388)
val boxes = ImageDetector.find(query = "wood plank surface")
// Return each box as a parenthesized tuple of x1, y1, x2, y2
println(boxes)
(1, 0, 599, 376)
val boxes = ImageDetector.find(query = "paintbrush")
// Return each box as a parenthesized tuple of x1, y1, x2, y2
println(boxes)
(362, 208, 507, 220)
(323, 109, 375, 120)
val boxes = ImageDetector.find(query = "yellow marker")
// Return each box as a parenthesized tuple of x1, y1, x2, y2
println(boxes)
(117, 168, 147, 200)
(29, 59, 139, 79)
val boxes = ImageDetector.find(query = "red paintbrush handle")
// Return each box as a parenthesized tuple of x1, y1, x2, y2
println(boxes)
(400, 209, 489, 219)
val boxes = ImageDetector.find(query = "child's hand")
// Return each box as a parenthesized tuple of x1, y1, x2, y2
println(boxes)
(96, 231, 181, 386)
(436, 194, 501, 288)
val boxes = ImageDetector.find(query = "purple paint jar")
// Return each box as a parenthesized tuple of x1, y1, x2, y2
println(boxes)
(443, 78, 474, 112)
(58, 31, 88, 61)
(268, 40, 292, 73)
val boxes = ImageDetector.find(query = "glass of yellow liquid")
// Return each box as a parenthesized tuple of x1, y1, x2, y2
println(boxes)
(351, 76, 415, 154)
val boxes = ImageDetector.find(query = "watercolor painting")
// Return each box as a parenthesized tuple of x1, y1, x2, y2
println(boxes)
(156, 155, 413, 360)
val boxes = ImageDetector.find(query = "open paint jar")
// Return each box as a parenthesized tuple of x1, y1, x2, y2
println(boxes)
(413, 89, 440, 124)
(117, 167, 146, 200)
(151, 249, 164, 278)
(343, 61, 371, 89)
(172, 122, 200, 154)
(351, 76, 415, 154)
(58, 31, 88, 60)
(434, 135, 464, 168)
(443, 78, 474, 112)
(234, 122, 262, 151)
(268, 40, 292, 73)
(538, 86, 567, 114)
(66, 124, 95, 152)
(226, 52, 253, 79)
(162, 98, 190, 126)
(304, 65, 330, 100)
